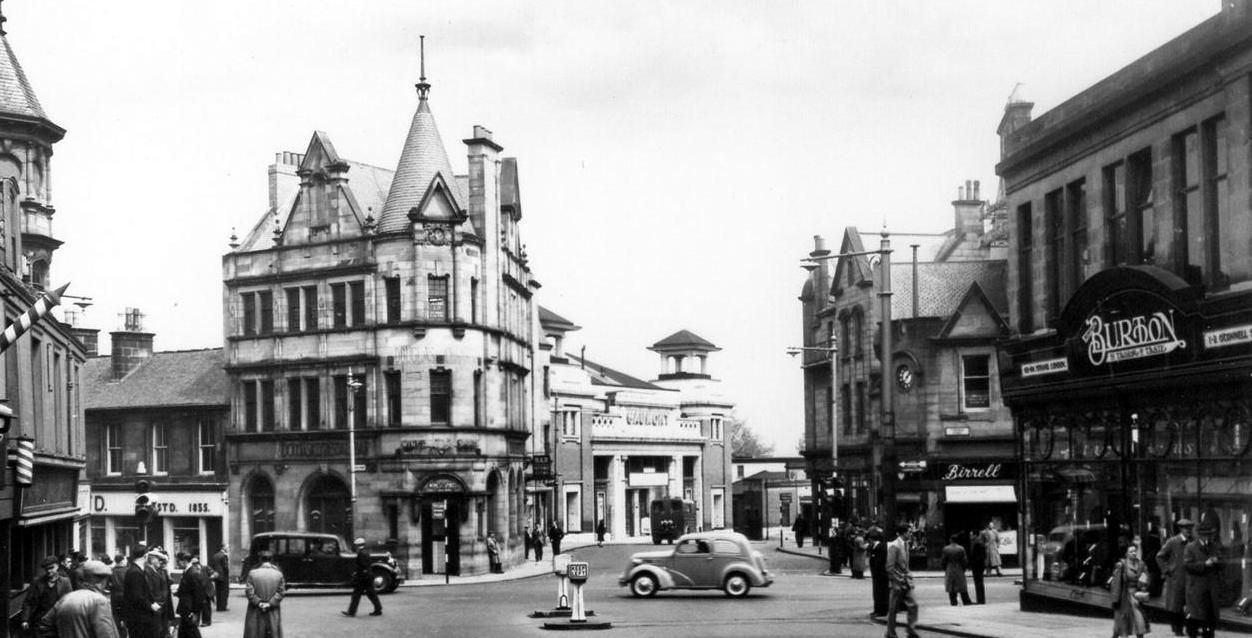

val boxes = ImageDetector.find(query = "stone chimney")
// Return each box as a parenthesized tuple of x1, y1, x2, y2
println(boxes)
(269, 151, 303, 214)
(62, 309, 99, 357)
(952, 179, 985, 237)
(110, 308, 153, 379)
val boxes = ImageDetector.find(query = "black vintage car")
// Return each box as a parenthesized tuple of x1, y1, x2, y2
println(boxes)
(241, 532, 404, 593)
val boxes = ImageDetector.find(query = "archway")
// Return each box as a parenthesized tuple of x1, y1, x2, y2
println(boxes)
(244, 473, 276, 541)
(304, 474, 351, 539)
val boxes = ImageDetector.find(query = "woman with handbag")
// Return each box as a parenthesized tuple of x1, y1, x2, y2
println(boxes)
(1110, 543, 1150, 638)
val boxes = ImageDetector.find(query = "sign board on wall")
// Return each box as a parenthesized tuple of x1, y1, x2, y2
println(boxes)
(629, 472, 670, 487)
(90, 490, 225, 517)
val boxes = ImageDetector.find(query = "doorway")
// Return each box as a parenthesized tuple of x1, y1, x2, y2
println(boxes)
(420, 497, 462, 575)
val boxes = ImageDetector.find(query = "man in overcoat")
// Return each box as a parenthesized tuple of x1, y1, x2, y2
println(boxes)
(243, 551, 285, 638)
(173, 553, 204, 638)
(941, 534, 973, 605)
(1156, 518, 1195, 636)
(867, 527, 889, 617)
(968, 531, 987, 604)
(1183, 523, 1223, 638)
(36, 560, 118, 638)
(341, 538, 382, 617)
(209, 545, 231, 613)
(884, 523, 920, 638)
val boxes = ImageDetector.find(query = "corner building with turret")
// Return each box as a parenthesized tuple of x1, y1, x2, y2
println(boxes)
(222, 67, 540, 578)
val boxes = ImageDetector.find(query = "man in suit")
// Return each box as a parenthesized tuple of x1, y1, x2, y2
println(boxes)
(868, 527, 890, 617)
(209, 544, 231, 613)
(1183, 523, 1223, 638)
(1156, 518, 1195, 636)
(969, 531, 987, 604)
(341, 538, 382, 618)
(884, 523, 920, 638)
(174, 553, 205, 638)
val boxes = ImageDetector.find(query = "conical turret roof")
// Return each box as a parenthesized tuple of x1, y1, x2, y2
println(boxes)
(0, 32, 55, 132)
(378, 97, 461, 233)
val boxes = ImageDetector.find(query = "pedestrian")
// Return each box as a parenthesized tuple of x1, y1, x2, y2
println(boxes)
(829, 525, 845, 575)
(35, 559, 118, 638)
(109, 553, 129, 638)
(1142, 525, 1165, 598)
(173, 553, 204, 638)
(548, 521, 565, 556)
(969, 531, 987, 605)
(980, 522, 1002, 576)
(486, 533, 502, 574)
(1156, 518, 1195, 636)
(884, 523, 920, 638)
(533, 527, 546, 561)
(124, 548, 174, 638)
(209, 544, 231, 613)
(523, 526, 534, 560)
(21, 555, 73, 635)
(243, 550, 284, 638)
(341, 538, 382, 617)
(595, 520, 606, 548)
(868, 527, 889, 617)
(792, 514, 807, 548)
(851, 528, 868, 579)
(1183, 522, 1223, 638)
(195, 557, 215, 628)
(1110, 543, 1150, 638)
(941, 534, 974, 606)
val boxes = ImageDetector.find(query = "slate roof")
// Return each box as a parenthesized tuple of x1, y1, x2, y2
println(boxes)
(378, 97, 465, 233)
(539, 306, 581, 332)
(0, 35, 47, 121)
(568, 354, 664, 391)
(889, 260, 1007, 319)
(83, 349, 227, 410)
(649, 330, 720, 352)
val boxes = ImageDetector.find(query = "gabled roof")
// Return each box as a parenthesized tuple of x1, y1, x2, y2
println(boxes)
(936, 281, 1010, 338)
(539, 306, 581, 332)
(648, 330, 720, 352)
(890, 260, 1007, 319)
(83, 349, 227, 410)
(568, 354, 664, 391)
(378, 98, 464, 233)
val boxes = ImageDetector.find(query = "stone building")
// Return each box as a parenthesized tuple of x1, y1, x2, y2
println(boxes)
(798, 181, 1016, 567)
(0, 10, 90, 628)
(995, 2, 1252, 626)
(222, 63, 540, 577)
(80, 315, 228, 565)
(540, 309, 734, 540)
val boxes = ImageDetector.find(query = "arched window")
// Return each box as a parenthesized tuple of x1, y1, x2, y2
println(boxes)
(305, 474, 351, 538)
(852, 307, 865, 356)
(246, 474, 276, 536)
(486, 471, 501, 538)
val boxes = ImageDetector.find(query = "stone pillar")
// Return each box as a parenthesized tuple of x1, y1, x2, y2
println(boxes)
(693, 455, 704, 531)
(610, 455, 627, 539)
(669, 455, 682, 497)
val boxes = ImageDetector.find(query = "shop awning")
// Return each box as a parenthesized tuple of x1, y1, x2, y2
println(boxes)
(944, 485, 1017, 503)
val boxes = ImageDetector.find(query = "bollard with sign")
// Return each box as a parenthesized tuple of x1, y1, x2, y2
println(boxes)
(540, 559, 611, 630)
(555, 554, 571, 610)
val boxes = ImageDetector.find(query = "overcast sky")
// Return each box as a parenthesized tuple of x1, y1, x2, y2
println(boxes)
(7, 1, 1219, 454)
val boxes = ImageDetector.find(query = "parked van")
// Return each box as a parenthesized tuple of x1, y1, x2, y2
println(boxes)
(650, 498, 696, 544)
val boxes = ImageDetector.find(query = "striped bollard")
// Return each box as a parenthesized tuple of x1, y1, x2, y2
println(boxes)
(0, 283, 69, 355)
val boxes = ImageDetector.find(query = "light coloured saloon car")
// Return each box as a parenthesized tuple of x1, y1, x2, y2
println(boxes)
(619, 531, 772, 598)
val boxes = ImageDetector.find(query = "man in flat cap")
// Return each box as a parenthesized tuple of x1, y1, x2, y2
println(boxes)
(37, 560, 119, 638)
(1183, 522, 1223, 638)
(21, 555, 73, 634)
(341, 538, 382, 617)
(1156, 518, 1195, 636)
(124, 547, 173, 638)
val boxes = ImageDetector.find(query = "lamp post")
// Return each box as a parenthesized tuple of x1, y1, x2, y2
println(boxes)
(346, 375, 364, 509)
(801, 228, 896, 532)
(786, 340, 837, 550)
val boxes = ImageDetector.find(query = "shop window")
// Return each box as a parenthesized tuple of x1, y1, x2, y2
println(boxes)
(961, 355, 991, 411)
(197, 419, 215, 474)
(171, 517, 201, 562)
(151, 423, 168, 475)
(105, 423, 122, 475)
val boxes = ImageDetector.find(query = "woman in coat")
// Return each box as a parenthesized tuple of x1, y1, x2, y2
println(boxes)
(1109, 544, 1149, 638)
(981, 522, 1002, 576)
(1183, 524, 1223, 638)
(850, 529, 868, 579)
(941, 535, 973, 605)
(243, 551, 285, 638)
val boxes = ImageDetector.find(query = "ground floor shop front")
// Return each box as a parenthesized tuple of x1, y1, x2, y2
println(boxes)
(86, 488, 227, 565)
(4, 462, 84, 635)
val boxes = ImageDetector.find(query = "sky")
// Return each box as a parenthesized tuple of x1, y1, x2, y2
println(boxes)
(5, 0, 1220, 455)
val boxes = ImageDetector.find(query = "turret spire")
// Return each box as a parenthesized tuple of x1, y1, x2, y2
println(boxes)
(416, 35, 430, 100)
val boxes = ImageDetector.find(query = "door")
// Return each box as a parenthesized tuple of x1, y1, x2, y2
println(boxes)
(309, 536, 352, 586)
(445, 499, 461, 576)
(669, 538, 715, 587)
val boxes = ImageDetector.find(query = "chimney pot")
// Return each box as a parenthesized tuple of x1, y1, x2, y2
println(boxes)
(974, 180, 981, 201)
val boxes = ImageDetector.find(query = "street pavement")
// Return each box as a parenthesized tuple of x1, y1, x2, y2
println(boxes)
(187, 533, 1115, 638)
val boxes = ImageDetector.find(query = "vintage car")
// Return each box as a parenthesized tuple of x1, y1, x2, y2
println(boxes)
(241, 531, 404, 593)
(619, 531, 772, 598)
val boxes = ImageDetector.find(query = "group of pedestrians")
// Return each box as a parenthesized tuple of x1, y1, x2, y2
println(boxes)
(17, 543, 233, 638)
(521, 521, 566, 562)
(1154, 519, 1225, 638)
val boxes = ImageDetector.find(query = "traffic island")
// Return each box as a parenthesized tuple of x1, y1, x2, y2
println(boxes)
(540, 559, 611, 630)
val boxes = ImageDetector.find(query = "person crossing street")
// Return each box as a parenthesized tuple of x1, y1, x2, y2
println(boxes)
(341, 538, 382, 618)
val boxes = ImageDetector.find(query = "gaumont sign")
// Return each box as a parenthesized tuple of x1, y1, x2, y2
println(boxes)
(1081, 310, 1186, 366)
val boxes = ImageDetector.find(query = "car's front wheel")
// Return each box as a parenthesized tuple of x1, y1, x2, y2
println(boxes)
(630, 573, 659, 598)
(723, 572, 751, 598)
(372, 568, 397, 594)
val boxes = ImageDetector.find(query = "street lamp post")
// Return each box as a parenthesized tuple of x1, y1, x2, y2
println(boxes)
(346, 375, 364, 509)
(786, 340, 836, 553)
(800, 228, 896, 533)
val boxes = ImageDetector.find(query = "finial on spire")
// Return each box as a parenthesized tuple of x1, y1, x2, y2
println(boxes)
(416, 35, 431, 100)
